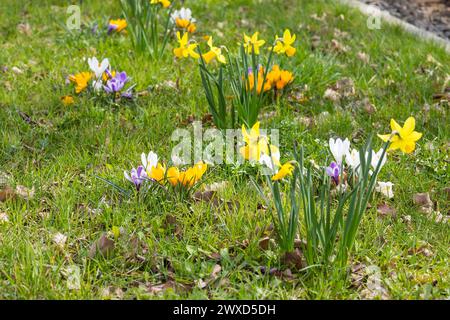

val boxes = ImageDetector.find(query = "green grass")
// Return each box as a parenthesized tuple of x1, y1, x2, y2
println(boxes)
(0, 0, 449, 299)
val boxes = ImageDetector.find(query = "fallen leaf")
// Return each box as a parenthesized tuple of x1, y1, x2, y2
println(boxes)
(281, 248, 305, 270)
(0, 187, 16, 202)
(377, 202, 397, 218)
(17, 23, 32, 35)
(413, 192, 433, 208)
(15, 185, 35, 200)
(52, 232, 67, 249)
(88, 233, 115, 258)
(357, 52, 370, 64)
(258, 237, 270, 250)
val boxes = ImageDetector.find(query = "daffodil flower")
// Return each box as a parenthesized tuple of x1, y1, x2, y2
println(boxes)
(240, 122, 281, 166)
(151, 0, 171, 8)
(243, 32, 265, 55)
(272, 161, 295, 181)
(173, 32, 199, 59)
(202, 36, 226, 64)
(378, 117, 423, 154)
(272, 29, 296, 57)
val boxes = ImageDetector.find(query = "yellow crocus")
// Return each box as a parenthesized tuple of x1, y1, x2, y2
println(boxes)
(202, 36, 226, 64)
(173, 32, 199, 59)
(150, 0, 171, 8)
(60, 95, 74, 106)
(272, 162, 295, 181)
(243, 32, 265, 55)
(167, 161, 207, 187)
(109, 19, 127, 33)
(175, 18, 196, 33)
(378, 117, 423, 154)
(272, 29, 296, 57)
(247, 66, 271, 94)
(148, 163, 166, 183)
(69, 72, 92, 94)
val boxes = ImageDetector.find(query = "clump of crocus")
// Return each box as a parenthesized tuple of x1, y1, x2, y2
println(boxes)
(171, 8, 197, 33)
(108, 19, 127, 34)
(378, 117, 422, 154)
(246, 66, 271, 94)
(266, 65, 294, 91)
(166, 162, 208, 188)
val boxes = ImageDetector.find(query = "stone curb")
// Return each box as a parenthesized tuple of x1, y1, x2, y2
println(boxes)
(339, 0, 450, 53)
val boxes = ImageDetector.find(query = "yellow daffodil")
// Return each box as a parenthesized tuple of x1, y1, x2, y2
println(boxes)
(272, 29, 296, 57)
(151, 0, 171, 8)
(69, 71, 92, 94)
(378, 117, 423, 154)
(272, 161, 295, 181)
(173, 32, 199, 59)
(60, 95, 74, 106)
(108, 19, 127, 33)
(267, 65, 294, 90)
(202, 36, 226, 64)
(243, 32, 265, 55)
(240, 122, 281, 166)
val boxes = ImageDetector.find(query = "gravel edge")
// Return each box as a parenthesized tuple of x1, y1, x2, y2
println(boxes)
(338, 0, 450, 53)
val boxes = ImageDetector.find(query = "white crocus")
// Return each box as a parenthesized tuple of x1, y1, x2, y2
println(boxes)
(375, 181, 394, 199)
(259, 153, 274, 170)
(141, 151, 158, 172)
(170, 7, 196, 24)
(345, 148, 361, 172)
(329, 138, 350, 165)
(371, 148, 387, 171)
(88, 57, 110, 79)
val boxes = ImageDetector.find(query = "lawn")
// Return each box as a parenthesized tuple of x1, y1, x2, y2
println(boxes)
(0, 0, 449, 300)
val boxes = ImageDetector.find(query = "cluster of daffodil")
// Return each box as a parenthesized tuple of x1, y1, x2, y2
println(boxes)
(124, 151, 208, 193)
(257, 116, 423, 267)
(63, 56, 135, 105)
(188, 29, 297, 129)
(239, 122, 295, 181)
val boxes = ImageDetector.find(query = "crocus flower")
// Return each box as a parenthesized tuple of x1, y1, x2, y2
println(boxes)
(266, 65, 294, 90)
(108, 19, 127, 34)
(202, 36, 226, 64)
(246, 66, 271, 93)
(243, 32, 265, 55)
(329, 137, 350, 165)
(88, 57, 110, 79)
(375, 181, 394, 199)
(345, 148, 360, 171)
(104, 71, 128, 93)
(166, 161, 207, 187)
(326, 161, 340, 184)
(69, 71, 92, 93)
(60, 95, 74, 106)
(378, 117, 422, 154)
(272, 29, 296, 57)
(124, 165, 147, 191)
(173, 32, 199, 59)
(171, 8, 196, 33)
(371, 148, 387, 171)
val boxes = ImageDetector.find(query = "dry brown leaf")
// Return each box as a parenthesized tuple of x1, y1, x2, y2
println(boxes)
(258, 237, 270, 250)
(15, 185, 35, 200)
(0, 187, 16, 202)
(88, 233, 115, 258)
(17, 23, 32, 35)
(413, 192, 433, 208)
(377, 202, 397, 218)
(281, 248, 305, 270)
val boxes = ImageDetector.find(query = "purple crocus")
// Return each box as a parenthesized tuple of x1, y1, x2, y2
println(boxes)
(104, 71, 128, 94)
(326, 161, 340, 185)
(124, 165, 147, 191)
